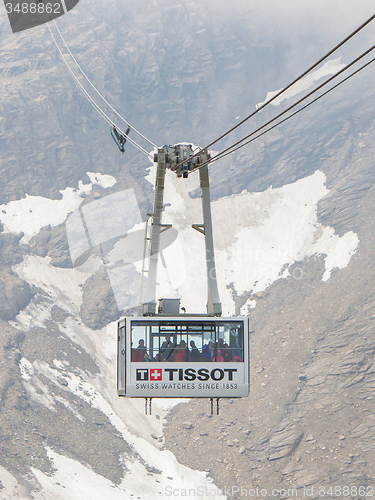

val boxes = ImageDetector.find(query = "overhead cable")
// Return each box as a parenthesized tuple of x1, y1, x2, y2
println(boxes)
(202, 13, 375, 149)
(52, 20, 157, 149)
(191, 44, 375, 173)
(175, 12, 375, 170)
(47, 23, 153, 159)
(201, 55, 375, 166)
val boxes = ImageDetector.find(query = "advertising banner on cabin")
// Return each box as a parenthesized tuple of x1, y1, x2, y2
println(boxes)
(126, 362, 248, 398)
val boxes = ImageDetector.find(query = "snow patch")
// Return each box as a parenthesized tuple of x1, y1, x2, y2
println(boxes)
(240, 299, 257, 316)
(313, 226, 359, 281)
(13, 255, 91, 314)
(156, 169, 358, 315)
(0, 466, 31, 500)
(31, 448, 222, 500)
(19, 358, 34, 380)
(9, 294, 54, 331)
(0, 182, 92, 243)
(86, 171, 117, 188)
(20, 363, 56, 411)
(256, 58, 346, 109)
(20, 358, 86, 419)
(0, 172, 118, 243)
(20, 356, 221, 499)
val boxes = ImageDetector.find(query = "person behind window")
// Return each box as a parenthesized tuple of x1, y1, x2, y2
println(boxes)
(230, 337, 241, 360)
(173, 340, 188, 362)
(143, 351, 150, 362)
(202, 339, 215, 361)
(230, 354, 242, 362)
(221, 342, 230, 362)
(213, 349, 224, 362)
(160, 335, 175, 362)
(188, 340, 201, 362)
(134, 339, 147, 362)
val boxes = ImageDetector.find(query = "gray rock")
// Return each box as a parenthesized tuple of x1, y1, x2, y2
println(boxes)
(0, 273, 35, 321)
(0, 233, 26, 267)
(181, 422, 193, 430)
(29, 224, 72, 268)
(57, 377, 68, 387)
(79, 269, 121, 329)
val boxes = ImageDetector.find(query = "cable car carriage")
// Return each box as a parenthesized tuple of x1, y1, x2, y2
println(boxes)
(110, 125, 130, 153)
(117, 145, 250, 414)
(118, 308, 249, 401)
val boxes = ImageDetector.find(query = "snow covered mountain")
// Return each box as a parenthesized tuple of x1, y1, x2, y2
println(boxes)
(1, 0, 375, 498)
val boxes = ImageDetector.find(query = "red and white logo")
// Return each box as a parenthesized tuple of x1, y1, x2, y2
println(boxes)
(150, 369, 162, 381)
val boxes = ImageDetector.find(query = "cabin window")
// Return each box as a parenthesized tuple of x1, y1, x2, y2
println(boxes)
(130, 320, 244, 362)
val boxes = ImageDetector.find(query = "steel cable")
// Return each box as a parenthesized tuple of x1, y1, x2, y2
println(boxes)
(47, 23, 153, 159)
(175, 12, 375, 170)
(198, 56, 375, 167)
(191, 44, 375, 172)
(52, 20, 157, 149)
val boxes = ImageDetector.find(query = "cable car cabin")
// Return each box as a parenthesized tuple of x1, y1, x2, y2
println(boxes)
(117, 316, 249, 399)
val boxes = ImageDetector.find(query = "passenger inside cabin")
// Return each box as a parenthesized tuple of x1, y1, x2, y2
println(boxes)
(230, 337, 241, 360)
(189, 340, 201, 361)
(134, 339, 147, 362)
(213, 349, 224, 362)
(231, 355, 242, 362)
(143, 351, 150, 362)
(160, 335, 175, 362)
(202, 339, 215, 361)
(173, 340, 188, 362)
(221, 343, 230, 362)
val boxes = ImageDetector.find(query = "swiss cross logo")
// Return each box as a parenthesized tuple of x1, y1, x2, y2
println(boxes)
(150, 369, 162, 381)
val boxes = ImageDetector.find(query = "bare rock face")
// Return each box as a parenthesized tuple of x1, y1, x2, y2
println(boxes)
(0, 318, 135, 482)
(79, 269, 121, 330)
(0, 273, 35, 321)
(0, 0, 375, 493)
(0, 233, 35, 321)
(29, 224, 72, 268)
(0, 232, 26, 267)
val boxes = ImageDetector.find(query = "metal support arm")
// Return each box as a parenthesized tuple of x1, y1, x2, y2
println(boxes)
(142, 144, 221, 316)
(193, 164, 222, 316)
(144, 148, 166, 315)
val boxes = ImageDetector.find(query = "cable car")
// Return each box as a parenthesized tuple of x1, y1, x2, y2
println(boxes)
(117, 145, 250, 413)
(117, 314, 249, 399)
(110, 125, 130, 153)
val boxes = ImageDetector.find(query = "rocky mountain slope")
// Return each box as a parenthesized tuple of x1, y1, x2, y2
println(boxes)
(0, 0, 375, 498)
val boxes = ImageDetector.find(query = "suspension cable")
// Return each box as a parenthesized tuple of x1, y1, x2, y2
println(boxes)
(52, 20, 157, 149)
(47, 23, 153, 159)
(201, 56, 375, 167)
(174, 12, 375, 171)
(191, 44, 375, 173)
(203, 13, 375, 148)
